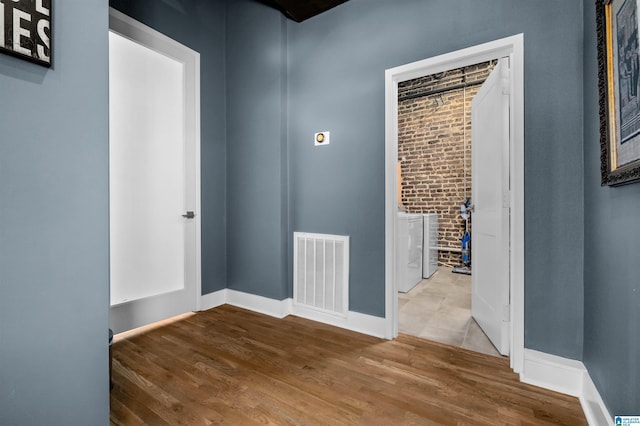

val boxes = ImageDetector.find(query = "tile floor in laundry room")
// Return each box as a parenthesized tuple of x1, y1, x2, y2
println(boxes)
(398, 266, 502, 357)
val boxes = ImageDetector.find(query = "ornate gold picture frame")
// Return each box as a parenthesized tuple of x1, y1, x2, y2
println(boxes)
(597, 0, 640, 185)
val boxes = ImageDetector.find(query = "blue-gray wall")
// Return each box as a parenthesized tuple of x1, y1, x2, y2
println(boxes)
(583, 0, 640, 415)
(110, 0, 228, 295)
(286, 0, 585, 358)
(226, 1, 289, 300)
(0, 1, 110, 424)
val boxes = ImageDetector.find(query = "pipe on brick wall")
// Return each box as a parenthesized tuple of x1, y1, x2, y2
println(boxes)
(398, 79, 484, 102)
(432, 246, 462, 253)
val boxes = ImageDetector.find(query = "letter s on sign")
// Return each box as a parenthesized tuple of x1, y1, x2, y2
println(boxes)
(37, 19, 49, 61)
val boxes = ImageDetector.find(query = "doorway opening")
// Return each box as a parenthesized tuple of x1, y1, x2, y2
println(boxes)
(396, 60, 500, 357)
(385, 34, 525, 374)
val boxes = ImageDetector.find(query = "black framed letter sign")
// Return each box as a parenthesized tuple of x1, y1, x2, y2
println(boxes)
(597, 0, 640, 185)
(0, 0, 52, 67)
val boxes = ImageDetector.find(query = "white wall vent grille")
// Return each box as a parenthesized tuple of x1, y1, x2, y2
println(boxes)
(293, 232, 349, 317)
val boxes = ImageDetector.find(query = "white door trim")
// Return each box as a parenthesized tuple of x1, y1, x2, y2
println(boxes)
(384, 34, 525, 374)
(109, 7, 202, 314)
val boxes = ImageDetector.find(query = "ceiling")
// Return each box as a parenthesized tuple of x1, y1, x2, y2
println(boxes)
(258, 0, 350, 22)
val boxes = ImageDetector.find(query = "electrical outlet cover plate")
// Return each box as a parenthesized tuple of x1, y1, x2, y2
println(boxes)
(314, 131, 330, 146)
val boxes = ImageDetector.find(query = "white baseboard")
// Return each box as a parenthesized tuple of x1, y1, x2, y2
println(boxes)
(199, 289, 227, 311)
(290, 304, 387, 338)
(581, 370, 613, 426)
(199, 289, 385, 337)
(199, 288, 290, 318)
(521, 349, 612, 426)
(521, 349, 584, 396)
(226, 289, 291, 318)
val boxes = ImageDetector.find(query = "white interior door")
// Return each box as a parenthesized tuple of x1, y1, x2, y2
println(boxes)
(109, 9, 200, 334)
(471, 58, 510, 355)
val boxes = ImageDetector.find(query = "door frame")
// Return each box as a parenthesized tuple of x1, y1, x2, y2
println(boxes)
(384, 34, 524, 374)
(109, 7, 202, 317)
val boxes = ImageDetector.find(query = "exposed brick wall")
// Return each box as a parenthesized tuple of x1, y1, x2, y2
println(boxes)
(398, 61, 493, 266)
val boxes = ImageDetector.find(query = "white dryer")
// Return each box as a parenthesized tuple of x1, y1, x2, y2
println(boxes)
(397, 213, 423, 293)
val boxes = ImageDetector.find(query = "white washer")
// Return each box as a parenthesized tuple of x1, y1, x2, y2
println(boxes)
(397, 213, 423, 293)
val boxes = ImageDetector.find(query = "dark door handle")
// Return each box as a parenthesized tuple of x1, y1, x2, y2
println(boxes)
(182, 211, 195, 219)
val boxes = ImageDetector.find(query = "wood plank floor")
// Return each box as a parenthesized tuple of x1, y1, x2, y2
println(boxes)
(110, 305, 587, 425)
